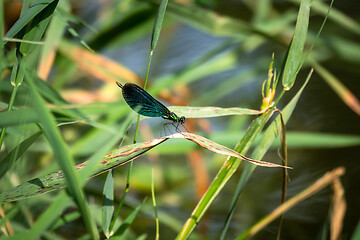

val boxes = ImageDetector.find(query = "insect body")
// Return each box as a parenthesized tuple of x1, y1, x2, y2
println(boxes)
(116, 82, 185, 126)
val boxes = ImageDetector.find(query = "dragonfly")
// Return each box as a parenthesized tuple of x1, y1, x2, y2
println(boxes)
(116, 82, 186, 131)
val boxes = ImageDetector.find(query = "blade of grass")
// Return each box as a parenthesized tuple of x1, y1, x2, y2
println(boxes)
(102, 170, 114, 238)
(130, 3, 170, 230)
(176, 110, 275, 239)
(351, 220, 360, 240)
(169, 106, 269, 118)
(3, 0, 57, 45)
(0, 0, 4, 73)
(55, 7, 98, 34)
(311, 60, 360, 115)
(109, 157, 133, 234)
(38, 0, 69, 79)
(23, 68, 99, 239)
(0, 130, 287, 204)
(151, 168, 160, 240)
(0, 55, 24, 158)
(112, 198, 147, 237)
(0, 131, 42, 180)
(329, 178, 346, 240)
(276, 110, 288, 240)
(307, 0, 360, 35)
(220, 69, 312, 239)
(54, 9, 93, 52)
(0, 205, 19, 229)
(19, 0, 59, 56)
(236, 167, 345, 239)
(282, 0, 310, 90)
(1, 0, 59, 154)
(79, 110, 136, 180)
(175, 71, 313, 240)
(150, 0, 168, 53)
(9, 192, 70, 240)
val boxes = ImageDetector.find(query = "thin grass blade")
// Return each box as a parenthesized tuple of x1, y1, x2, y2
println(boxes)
(311, 60, 360, 115)
(151, 0, 168, 53)
(282, 0, 310, 90)
(0, 130, 287, 204)
(9, 192, 70, 240)
(3, 0, 56, 45)
(220, 70, 313, 239)
(113, 198, 147, 237)
(169, 106, 269, 118)
(102, 170, 114, 238)
(0, 1, 4, 73)
(23, 68, 99, 238)
(19, 0, 59, 56)
(351, 221, 360, 240)
(236, 167, 345, 239)
(38, 1, 69, 79)
(0, 108, 38, 127)
(0, 131, 42, 180)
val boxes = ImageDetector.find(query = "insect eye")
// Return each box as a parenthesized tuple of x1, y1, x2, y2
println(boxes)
(180, 116, 185, 124)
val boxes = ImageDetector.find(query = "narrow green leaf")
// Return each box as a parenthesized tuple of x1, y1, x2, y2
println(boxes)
(325, 36, 360, 63)
(269, 132, 360, 148)
(0, 55, 24, 151)
(282, 0, 310, 90)
(0, 108, 38, 127)
(310, 0, 360, 35)
(0, 131, 42, 180)
(0, 131, 161, 203)
(151, 168, 159, 240)
(150, 0, 168, 52)
(38, 0, 70, 79)
(0, 0, 4, 73)
(113, 198, 147, 237)
(3, 0, 56, 45)
(235, 167, 344, 239)
(0, 131, 287, 204)
(102, 170, 114, 238)
(0, 205, 19, 228)
(23, 68, 99, 239)
(165, 1, 251, 37)
(311, 60, 360, 115)
(136, 234, 148, 240)
(220, 70, 313, 239)
(176, 109, 275, 240)
(9, 192, 70, 240)
(55, 7, 97, 34)
(169, 106, 267, 118)
(49, 211, 80, 231)
(20, 0, 59, 55)
(55, 9, 93, 52)
(10, 52, 24, 87)
(351, 220, 360, 240)
(254, 70, 313, 160)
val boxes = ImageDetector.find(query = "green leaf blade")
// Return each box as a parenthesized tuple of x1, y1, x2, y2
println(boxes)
(282, 0, 310, 90)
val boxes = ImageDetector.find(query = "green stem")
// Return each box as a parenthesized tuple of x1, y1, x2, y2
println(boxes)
(109, 161, 133, 233)
(133, 52, 153, 143)
(0, 57, 22, 151)
(111, 51, 154, 234)
(152, 168, 159, 240)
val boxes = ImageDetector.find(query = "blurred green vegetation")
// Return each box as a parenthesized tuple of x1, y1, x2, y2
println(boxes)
(1, 0, 359, 239)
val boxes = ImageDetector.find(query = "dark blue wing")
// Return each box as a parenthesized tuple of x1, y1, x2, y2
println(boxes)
(121, 83, 171, 118)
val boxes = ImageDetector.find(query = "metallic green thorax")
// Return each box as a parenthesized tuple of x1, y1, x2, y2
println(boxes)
(166, 112, 185, 124)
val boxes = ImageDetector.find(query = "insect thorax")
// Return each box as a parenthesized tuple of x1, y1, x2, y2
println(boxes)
(167, 112, 185, 123)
